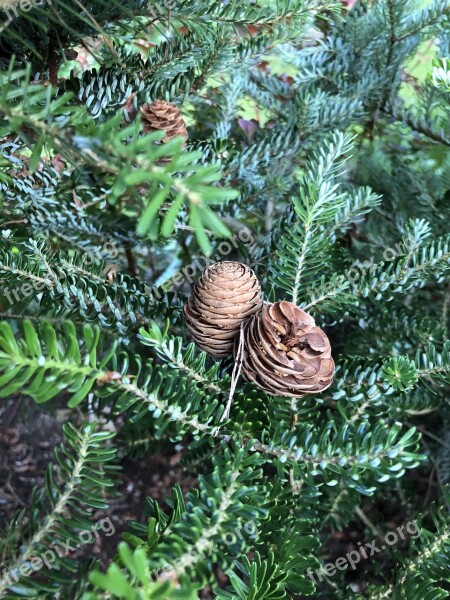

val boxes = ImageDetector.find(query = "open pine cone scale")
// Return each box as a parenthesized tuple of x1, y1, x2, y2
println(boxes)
(240, 301, 334, 397)
(140, 100, 188, 142)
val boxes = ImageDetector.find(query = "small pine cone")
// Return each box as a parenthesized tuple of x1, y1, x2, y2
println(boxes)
(140, 100, 188, 143)
(238, 301, 334, 397)
(183, 262, 263, 358)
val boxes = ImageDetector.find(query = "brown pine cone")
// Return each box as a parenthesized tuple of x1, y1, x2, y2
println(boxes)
(238, 301, 334, 397)
(183, 262, 263, 358)
(140, 100, 188, 142)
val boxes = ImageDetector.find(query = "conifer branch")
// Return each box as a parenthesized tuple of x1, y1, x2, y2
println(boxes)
(171, 472, 239, 576)
(382, 106, 450, 146)
(0, 1, 449, 595)
(0, 423, 116, 597)
(370, 517, 450, 599)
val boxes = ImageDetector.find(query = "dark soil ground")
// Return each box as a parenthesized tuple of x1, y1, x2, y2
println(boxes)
(0, 398, 196, 567)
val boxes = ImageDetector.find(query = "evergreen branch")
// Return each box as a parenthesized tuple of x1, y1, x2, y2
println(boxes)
(0, 422, 117, 597)
(170, 470, 239, 576)
(89, 443, 268, 597)
(0, 319, 117, 406)
(216, 551, 292, 599)
(332, 187, 381, 240)
(366, 490, 450, 600)
(0, 264, 52, 287)
(0, 320, 425, 494)
(138, 324, 227, 394)
(301, 274, 352, 313)
(0, 70, 237, 252)
(395, 0, 450, 42)
(0, 243, 157, 335)
(270, 131, 355, 303)
(109, 363, 425, 491)
(414, 341, 450, 384)
(303, 232, 450, 314)
(334, 342, 450, 402)
(117, 379, 218, 436)
(383, 106, 450, 146)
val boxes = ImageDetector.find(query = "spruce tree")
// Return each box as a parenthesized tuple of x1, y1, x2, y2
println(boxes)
(0, 0, 449, 598)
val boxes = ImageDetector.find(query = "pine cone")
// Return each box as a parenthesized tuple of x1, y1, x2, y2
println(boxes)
(140, 100, 188, 142)
(238, 301, 334, 397)
(183, 262, 263, 358)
